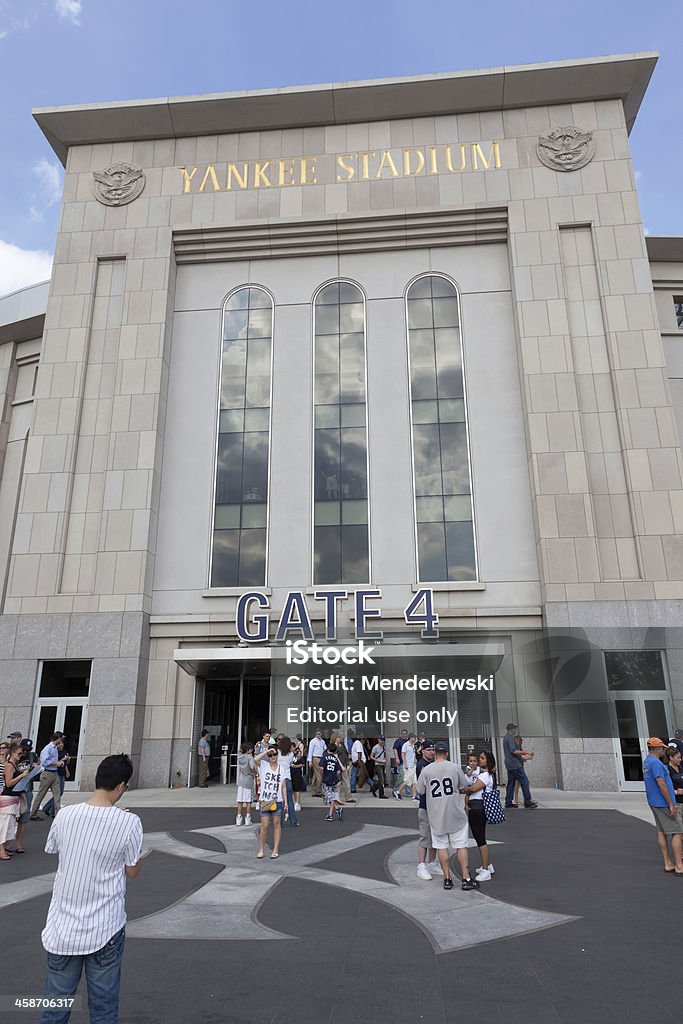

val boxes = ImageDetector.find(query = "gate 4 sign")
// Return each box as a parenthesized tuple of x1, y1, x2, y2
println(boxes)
(236, 587, 439, 642)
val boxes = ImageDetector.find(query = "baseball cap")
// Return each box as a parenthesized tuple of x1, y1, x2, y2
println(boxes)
(434, 741, 449, 753)
(7, 731, 21, 739)
(674, 730, 683, 739)
(506, 723, 518, 731)
(421, 739, 435, 750)
(647, 737, 667, 748)
(20, 738, 33, 750)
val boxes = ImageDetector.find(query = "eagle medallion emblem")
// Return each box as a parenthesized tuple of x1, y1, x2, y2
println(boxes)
(92, 162, 146, 205)
(537, 126, 595, 172)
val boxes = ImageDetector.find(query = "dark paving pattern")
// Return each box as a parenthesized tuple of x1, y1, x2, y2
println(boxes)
(1, 805, 682, 1024)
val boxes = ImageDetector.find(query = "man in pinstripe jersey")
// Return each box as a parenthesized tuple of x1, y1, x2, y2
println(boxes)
(40, 754, 143, 1024)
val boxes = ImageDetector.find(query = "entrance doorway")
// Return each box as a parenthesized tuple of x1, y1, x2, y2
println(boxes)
(30, 699, 89, 791)
(605, 650, 673, 791)
(202, 667, 270, 780)
(610, 693, 673, 791)
(30, 660, 91, 790)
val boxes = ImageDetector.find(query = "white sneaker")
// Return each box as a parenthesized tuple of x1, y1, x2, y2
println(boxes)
(476, 868, 492, 881)
(294, 803, 301, 811)
(235, 815, 243, 826)
(245, 815, 252, 826)
(416, 863, 432, 881)
(429, 861, 441, 873)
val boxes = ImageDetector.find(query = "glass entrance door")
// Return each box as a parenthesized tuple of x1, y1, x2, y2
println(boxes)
(31, 699, 89, 791)
(611, 693, 673, 791)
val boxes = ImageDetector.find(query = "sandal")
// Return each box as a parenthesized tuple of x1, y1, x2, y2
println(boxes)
(256, 851, 264, 859)
(270, 852, 279, 859)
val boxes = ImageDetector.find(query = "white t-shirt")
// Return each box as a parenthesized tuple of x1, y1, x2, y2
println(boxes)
(403, 742, 416, 770)
(468, 769, 493, 802)
(258, 760, 282, 803)
(42, 803, 143, 955)
(351, 740, 366, 764)
(278, 752, 294, 781)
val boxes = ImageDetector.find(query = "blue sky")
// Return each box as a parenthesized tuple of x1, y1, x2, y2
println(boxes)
(0, 0, 680, 295)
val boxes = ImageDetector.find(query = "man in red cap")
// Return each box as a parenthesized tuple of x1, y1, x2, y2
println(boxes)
(643, 737, 683, 874)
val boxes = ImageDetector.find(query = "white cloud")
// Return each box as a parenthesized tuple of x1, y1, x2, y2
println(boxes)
(55, 0, 82, 24)
(0, 239, 52, 297)
(32, 158, 62, 207)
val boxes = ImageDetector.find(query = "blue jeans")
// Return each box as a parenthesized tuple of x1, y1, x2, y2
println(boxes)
(281, 778, 298, 826)
(505, 767, 533, 807)
(350, 763, 374, 793)
(41, 927, 125, 1024)
(43, 774, 66, 817)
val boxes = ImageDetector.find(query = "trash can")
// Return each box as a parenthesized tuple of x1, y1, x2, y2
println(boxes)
(220, 745, 229, 785)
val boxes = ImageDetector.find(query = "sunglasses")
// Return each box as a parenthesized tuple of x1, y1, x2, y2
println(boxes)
(267, 751, 278, 757)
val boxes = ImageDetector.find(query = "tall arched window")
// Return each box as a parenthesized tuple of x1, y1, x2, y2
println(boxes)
(313, 281, 369, 584)
(210, 286, 272, 587)
(407, 275, 476, 581)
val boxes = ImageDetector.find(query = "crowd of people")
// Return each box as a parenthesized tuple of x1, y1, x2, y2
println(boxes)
(214, 725, 516, 890)
(0, 730, 71, 860)
(8, 720, 683, 1022)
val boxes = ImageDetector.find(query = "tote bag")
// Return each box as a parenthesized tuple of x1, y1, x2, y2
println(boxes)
(482, 786, 506, 824)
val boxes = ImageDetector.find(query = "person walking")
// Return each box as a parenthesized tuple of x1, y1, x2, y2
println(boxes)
(320, 742, 345, 822)
(30, 734, 65, 820)
(39, 754, 143, 1024)
(392, 729, 408, 791)
(290, 742, 307, 811)
(197, 729, 211, 788)
(370, 736, 389, 798)
(350, 735, 375, 795)
(416, 741, 479, 891)
(44, 741, 70, 818)
(503, 723, 537, 809)
(395, 733, 418, 801)
(643, 737, 683, 874)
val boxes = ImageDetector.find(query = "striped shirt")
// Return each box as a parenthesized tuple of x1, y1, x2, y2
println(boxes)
(42, 803, 143, 955)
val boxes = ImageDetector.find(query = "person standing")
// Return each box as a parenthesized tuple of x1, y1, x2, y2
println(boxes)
(416, 741, 479, 891)
(307, 729, 326, 797)
(236, 743, 255, 826)
(0, 741, 28, 860)
(254, 744, 283, 860)
(197, 729, 211, 788)
(415, 739, 439, 880)
(291, 742, 307, 811)
(465, 750, 496, 882)
(30, 734, 65, 820)
(503, 723, 537, 809)
(278, 735, 299, 827)
(643, 737, 683, 874)
(370, 736, 389, 798)
(39, 754, 143, 1024)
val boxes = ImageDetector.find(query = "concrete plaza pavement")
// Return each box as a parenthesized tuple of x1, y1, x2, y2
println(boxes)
(0, 785, 678, 1024)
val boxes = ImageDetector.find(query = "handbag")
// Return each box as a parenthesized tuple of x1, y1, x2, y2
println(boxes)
(259, 799, 278, 813)
(482, 786, 506, 824)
